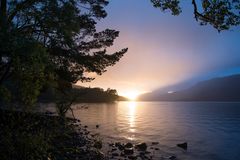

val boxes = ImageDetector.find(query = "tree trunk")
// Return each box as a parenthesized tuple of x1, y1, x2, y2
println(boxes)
(0, 0, 7, 31)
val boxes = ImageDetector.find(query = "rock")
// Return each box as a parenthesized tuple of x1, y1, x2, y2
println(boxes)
(84, 131, 89, 135)
(89, 149, 104, 160)
(112, 152, 119, 156)
(96, 124, 99, 128)
(93, 141, 102, 149)
(128, 155, 137, 160)
(151, 142, 159, 145)
(45, 111, 53, 115)
(124, 147, 134, 155)
(108, 143, 114, 147)
(111, 148, 117, 152)
(84, 125, 88, 128)
(177, 142, 188, 150)
(168, 155, 177, 160)
(139, 152, 145, 156)
(125, 142, 133, 148)
(154, 147, 159, 150)
(115, 142, 124, 150)
(135, 143, 147, 151)
(120, 152, 125, 157)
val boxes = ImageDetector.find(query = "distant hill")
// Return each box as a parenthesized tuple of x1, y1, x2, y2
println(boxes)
(39, 86, 128, 103)
(139, 74, 240, 101)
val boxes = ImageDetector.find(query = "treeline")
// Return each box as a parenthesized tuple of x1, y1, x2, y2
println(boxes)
(39, 86, 126, 103)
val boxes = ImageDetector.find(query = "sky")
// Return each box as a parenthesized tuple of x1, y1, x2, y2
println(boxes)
(78, 0, 240, 97)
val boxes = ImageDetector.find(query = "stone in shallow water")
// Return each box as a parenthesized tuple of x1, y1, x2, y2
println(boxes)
(168, 155, 177, 160)
(135, 143, 148, 151)
(177, 142, 188, 150)
(124, 147, 134, 155)
(125, 142, 133, 148)
(112, 152, 119, 156)
(151, 142, 159, 145)
(109, 143, 114, 147)
(115, 142, 124, 150)
(128, 155, 137, 160)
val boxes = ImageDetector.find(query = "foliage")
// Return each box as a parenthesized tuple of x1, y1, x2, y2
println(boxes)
(0, 0, 127, 107)
(12, 41, 49, 107)
(151, 0, 240, 31)
(39, 86, 120, 103)
(0, 1, 126, 158)
(0, 109, 104, 160)
(72, 87, 119, 102)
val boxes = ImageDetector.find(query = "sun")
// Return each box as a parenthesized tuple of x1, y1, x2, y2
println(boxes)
(124, 91, 139, 101)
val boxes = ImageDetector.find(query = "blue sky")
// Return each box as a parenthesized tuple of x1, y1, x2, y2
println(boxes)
(79, 0, 240, 96)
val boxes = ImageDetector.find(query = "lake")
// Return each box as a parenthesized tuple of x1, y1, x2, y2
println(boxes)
(70, 101, 240, 160)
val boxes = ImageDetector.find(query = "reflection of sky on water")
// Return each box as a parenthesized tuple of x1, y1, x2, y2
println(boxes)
(70, 102, 240, 160)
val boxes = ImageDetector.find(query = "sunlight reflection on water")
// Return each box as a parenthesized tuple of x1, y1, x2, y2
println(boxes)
(69, 101, 240, 160)
(126, 101, 136, 140)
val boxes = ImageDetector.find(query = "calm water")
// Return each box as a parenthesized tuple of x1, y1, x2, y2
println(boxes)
(70, 102, 240, 160)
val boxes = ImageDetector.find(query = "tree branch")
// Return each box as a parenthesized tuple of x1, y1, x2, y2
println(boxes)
(192, 0, 198, 21)
(191, 0, 217, 26)
(8, 0, 40, 23)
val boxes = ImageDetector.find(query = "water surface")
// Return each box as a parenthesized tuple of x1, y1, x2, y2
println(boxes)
(71, 102, 240, 160)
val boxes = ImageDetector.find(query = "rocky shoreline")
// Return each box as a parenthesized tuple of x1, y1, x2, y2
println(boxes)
(0, 109, 183, 160)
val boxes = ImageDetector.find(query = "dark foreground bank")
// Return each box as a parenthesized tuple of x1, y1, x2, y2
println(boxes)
(0, 109, 106, 160)
(0, 109, 179, 160)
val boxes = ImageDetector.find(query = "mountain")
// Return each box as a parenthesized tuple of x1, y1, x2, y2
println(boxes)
(139, 74, 240, 101)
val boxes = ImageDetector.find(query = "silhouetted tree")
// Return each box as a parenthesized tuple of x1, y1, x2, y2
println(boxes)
(151, 0, 240, 31)
(0, 0, 127, 106)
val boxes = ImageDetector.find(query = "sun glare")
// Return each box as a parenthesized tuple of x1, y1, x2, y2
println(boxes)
(124, 91, 139, 101)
